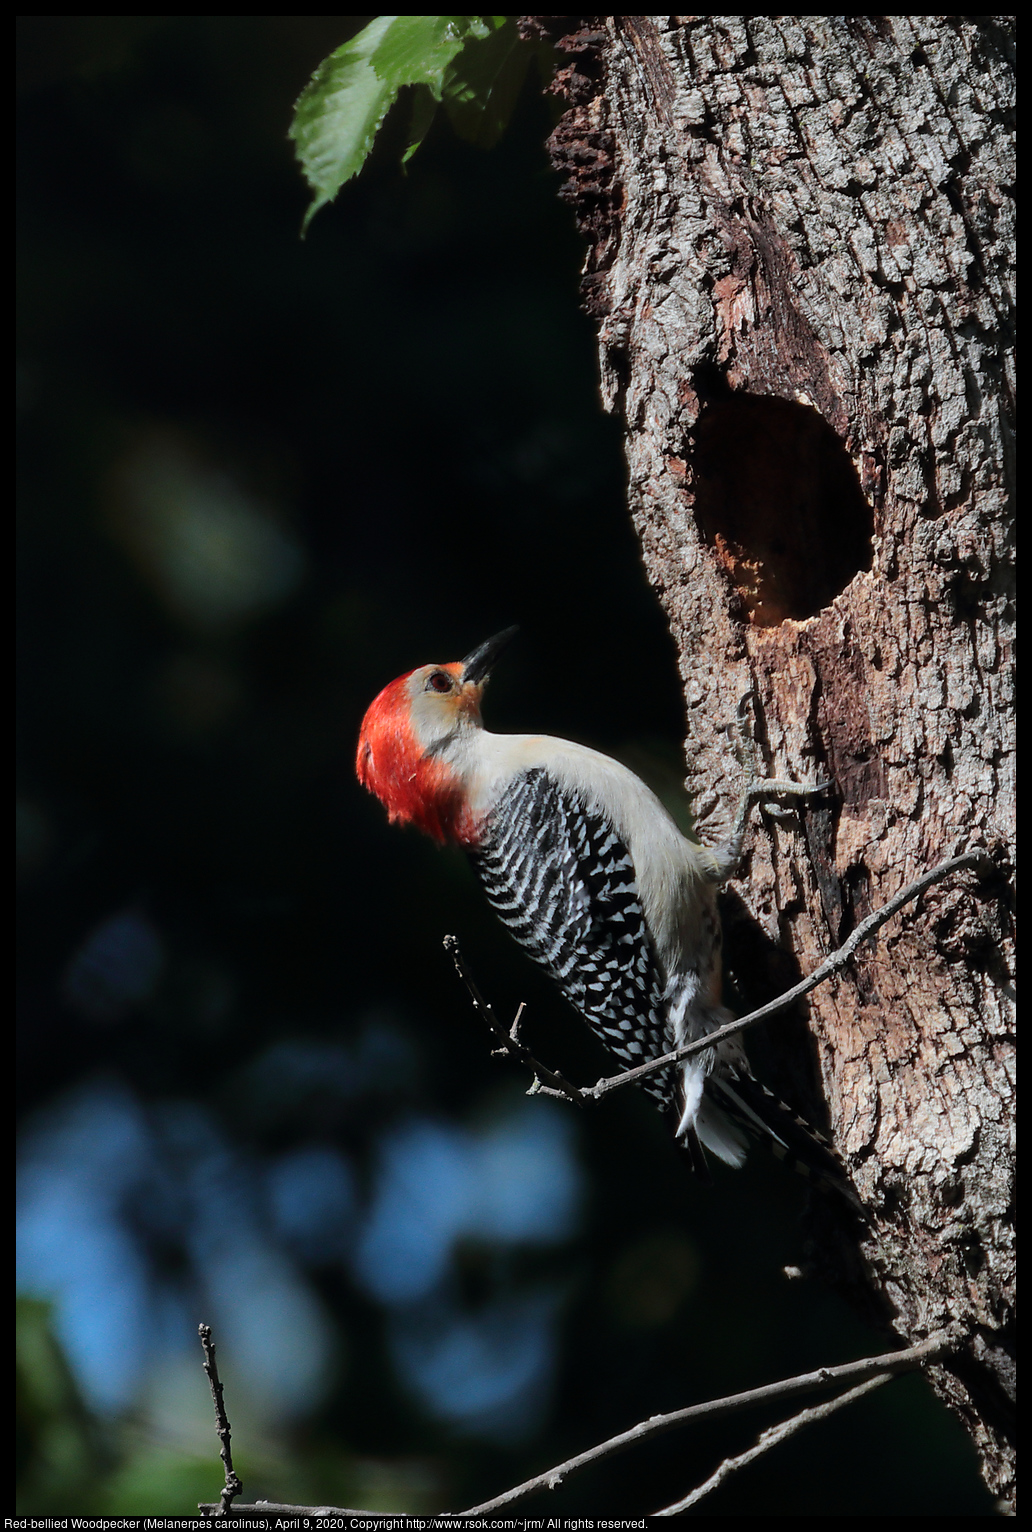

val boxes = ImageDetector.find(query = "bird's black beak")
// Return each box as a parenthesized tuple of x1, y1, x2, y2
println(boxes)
(461, 626, 519, 685)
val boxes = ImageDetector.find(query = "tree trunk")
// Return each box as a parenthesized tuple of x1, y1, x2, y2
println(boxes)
(528, 13, 1015, 1506)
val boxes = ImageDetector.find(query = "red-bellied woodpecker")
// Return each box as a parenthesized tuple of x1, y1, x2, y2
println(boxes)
(356, 627, 847, 1187)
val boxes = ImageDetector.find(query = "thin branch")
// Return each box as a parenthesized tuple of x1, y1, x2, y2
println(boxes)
(443, 933, 587, 1105)
(198, 1333, 958, 1518)
(457, 1331, 956, 1515)
(200, 1505, 373, 1518)
(588, 850, 995, 1099)
(445, 855, 996, 1133)
(654, 1371, 894, 1515)
(446, 853, 994, 1109)
(198, 1323, 243, 1516)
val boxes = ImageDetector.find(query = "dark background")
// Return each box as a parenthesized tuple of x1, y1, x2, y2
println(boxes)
(17, 16, 994, 1516)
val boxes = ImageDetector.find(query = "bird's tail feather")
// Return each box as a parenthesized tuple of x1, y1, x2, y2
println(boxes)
(702, 1069, 863, 1212)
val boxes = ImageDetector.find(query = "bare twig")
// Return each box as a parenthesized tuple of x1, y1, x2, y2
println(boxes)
(443, 933, 587, 1105)
(199, 1505, 370, 1518)
(198, 1333, 958, 1519)
(654, 1371, 894, 1515)
(198, 1323, 243, 1516)
(457, 1331, 956, 1515)
(445, 853, 994, 1110)
(588, 850, 995, 1100)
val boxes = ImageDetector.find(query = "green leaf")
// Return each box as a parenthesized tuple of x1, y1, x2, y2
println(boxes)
(401, 85, 441, 167)
(289, 16, 534, 230)
(289, 15, 401, 235)
(441, 17, 529, 149)
(369, 15, 500, 96)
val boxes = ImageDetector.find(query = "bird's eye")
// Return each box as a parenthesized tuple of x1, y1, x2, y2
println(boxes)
(427, 672, 453, 694)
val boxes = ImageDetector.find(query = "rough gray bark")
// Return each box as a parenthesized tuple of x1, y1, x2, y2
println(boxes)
(529, 13, 1014, 1506)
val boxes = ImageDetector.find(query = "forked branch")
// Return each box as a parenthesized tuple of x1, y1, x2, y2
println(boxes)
(446, 850, 998, 1107)
(198, 1330, 960, 1517)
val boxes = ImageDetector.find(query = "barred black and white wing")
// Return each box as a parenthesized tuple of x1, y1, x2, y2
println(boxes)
(468, 767, 678, 1111)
